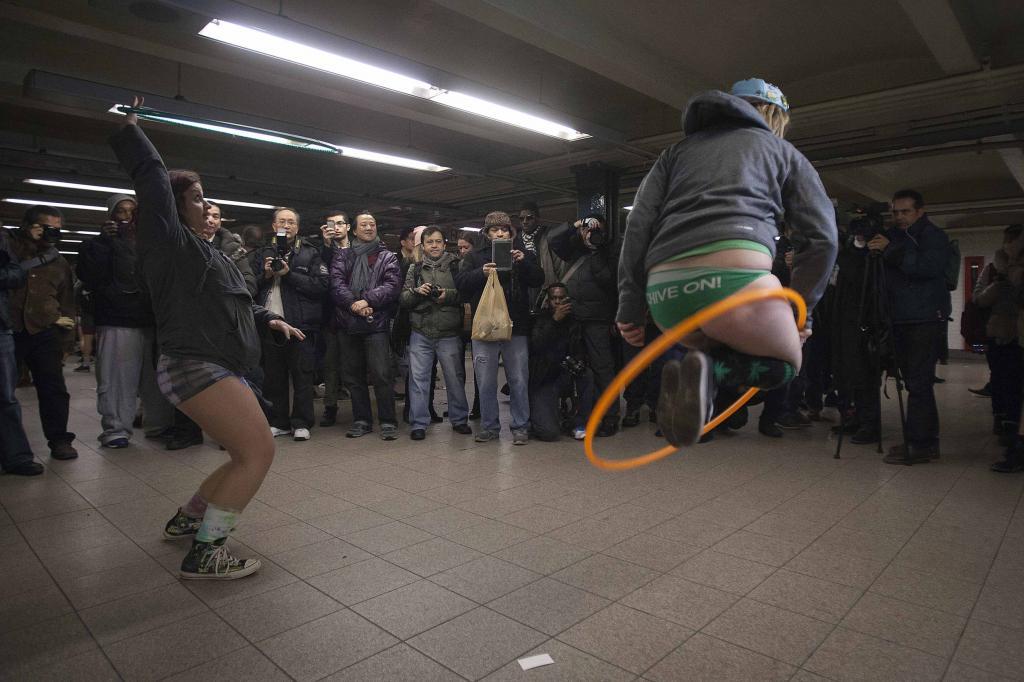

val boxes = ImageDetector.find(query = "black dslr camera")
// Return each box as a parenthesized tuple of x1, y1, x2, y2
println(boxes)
(428, 284, 443, 299)
(581, 217, 608, 247)
(848, 214, 883, 241)
(271, 230, 289, 272)
(560, 355, 587, 377)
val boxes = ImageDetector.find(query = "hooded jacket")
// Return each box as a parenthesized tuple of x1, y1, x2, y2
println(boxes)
(881, 215, 950, 325)
(76, 231, 154, 328)
(330, 241, 401, 334)
(617, 90, 837, 327)
(7, 229, 75, 335)
(211, 227, 257, 297)
(0, 231, 28, 333)
(551, 226, 618, 322)
(109, 124, 281, 374)
(399, 251, 462, 339)
(456, 235, 544, 337)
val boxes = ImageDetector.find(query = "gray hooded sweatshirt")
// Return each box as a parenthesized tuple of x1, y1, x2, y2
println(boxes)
(617, 90, 837, 327)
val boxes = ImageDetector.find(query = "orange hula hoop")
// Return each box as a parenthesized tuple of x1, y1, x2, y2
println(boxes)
(584, 287, 807, 471)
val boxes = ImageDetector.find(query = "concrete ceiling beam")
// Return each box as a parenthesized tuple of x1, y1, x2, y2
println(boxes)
(896, 0, 980, 74)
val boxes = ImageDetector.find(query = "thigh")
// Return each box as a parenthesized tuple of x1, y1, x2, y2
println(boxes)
(365, 333, 393, 382)
(178, 376, 272, 459)
(338, 333, 366, 376)
(500, 336, 529, 379)
(407, 333, 435, 382)
(473, 341, 499, 383)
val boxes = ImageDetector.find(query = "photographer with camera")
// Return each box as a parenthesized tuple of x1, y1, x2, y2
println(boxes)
(551, 213, 621, 436)
(309, 210, 350, 427)
(868, 189, 949, 464)
(400, 226, 471, 440)
(256, 208, 329, 441)
(77, 194, 173, 448)
(528, 283, 593, 441)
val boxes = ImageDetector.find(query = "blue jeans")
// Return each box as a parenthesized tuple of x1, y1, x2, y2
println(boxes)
(409, 332, 468, 430)
(0, 331, 34, 468)
(473, 335, 529, 433)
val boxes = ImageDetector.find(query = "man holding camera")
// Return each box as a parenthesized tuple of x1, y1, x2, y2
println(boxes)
(311, 210, 350, 426)
(256, 207, 329, 441)
(551, 213, 621, 436)
(868, 189, 949, 464)
(8, 205, 78, 460)
(77, 194, 173, 448)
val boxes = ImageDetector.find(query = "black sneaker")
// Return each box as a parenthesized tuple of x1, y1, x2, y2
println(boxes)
(346, 421, 372, 438)
(320, 405, 338, 427)
(850, 428, 879, 445)
(776, 412, 809, 429)
(758, 420, 783, 438)
(3, 461, 44, 476)
(657, 351, 714, 448)
(164, 508, 202, 540)
(410, 429, 426, 440)
(179, 538, 261, 580)
(452, 423, 472, 435)
(621, 411, 641, 428)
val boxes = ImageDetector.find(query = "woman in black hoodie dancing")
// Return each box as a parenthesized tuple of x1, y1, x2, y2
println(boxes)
(110, 98, 304, 580)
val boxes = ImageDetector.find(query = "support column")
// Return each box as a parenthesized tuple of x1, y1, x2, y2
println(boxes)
(572, 162, 622, 240)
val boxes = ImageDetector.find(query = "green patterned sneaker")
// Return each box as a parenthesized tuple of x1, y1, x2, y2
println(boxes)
(163, 508, 202, 540)
(179, 538, 261, 580)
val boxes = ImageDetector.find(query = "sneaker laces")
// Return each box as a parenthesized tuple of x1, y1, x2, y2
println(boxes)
(200, 543, 244, 575)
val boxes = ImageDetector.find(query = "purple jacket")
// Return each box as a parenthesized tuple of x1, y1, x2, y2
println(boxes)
(330, 243, 401, 334)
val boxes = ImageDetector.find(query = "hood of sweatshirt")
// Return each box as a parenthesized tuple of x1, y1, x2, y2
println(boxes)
(683, 90, 772, 136)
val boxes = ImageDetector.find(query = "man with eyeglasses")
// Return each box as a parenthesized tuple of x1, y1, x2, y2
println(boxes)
(7, 205, 78, 461)
(255, 207, 329, 441)
(867, 189, 949, 465)
(313, 210, 350, 426)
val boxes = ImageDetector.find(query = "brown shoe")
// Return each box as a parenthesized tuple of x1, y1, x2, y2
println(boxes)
(49, 441, 78, 460)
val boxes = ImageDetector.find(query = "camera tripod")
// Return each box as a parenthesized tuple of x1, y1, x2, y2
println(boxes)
(834, 248, 910, 460)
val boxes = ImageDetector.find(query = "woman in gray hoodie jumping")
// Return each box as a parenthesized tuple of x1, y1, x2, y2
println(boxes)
(617, 79, 837, 447)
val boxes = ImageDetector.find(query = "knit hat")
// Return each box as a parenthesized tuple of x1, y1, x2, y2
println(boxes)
(106, 194, 137, 219)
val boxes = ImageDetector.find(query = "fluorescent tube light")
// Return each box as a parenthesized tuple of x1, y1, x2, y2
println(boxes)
(338, 146, 448, 173)
(460, 226, 482, 232)
(623, 205, 634, 211)
(198, 19, 589, 141)
(66, 230, 101, 236)
(25, 179, 276, 209)
(59, 251, 77, 255)
(3, 198, 105, 211)
(60, 239, 83, 243)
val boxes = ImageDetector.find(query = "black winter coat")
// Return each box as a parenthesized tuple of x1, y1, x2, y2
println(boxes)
(76, 233, 154, 328)
(456, 237, 544, 337)
(882, 216, 950, 324)
(254, 238, 330, 332)
(550, 227, 618, 322)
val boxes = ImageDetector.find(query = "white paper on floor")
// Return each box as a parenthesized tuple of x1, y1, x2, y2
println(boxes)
(518, 654, 554, 671)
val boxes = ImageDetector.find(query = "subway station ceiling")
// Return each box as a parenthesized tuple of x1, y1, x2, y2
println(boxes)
(1, 0, 1023, 255)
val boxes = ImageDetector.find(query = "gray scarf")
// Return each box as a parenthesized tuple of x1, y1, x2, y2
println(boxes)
(349, 238, 380, 296)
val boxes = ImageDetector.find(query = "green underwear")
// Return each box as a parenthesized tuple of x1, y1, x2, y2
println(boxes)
(646, 266, 769, 330)
(668, 238, 771, 261)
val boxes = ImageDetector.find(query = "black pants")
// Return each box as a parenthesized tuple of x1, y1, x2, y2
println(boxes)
(1, 331, 34, 467)
(14, 327, 74, 445)
(581, 321, 619, 422)
(263, 333, 316, 430)
(893, 322, 941, 447)
(989, 341, 1024, 422)
(339, 331, 396, 426)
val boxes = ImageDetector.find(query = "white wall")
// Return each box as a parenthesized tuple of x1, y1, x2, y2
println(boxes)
(945, 226, 1003, 350)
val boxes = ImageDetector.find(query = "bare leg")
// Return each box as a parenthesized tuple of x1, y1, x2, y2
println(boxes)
(177, 377, 274, 511)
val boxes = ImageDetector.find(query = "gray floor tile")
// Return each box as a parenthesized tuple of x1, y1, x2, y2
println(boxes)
(258, 609, 398, 681)
(784, 545, 888, 590)
(557, 603, 692, 675)
(342, 521, 436, 554)
(308, 557, 420, 605)
(601, 532, 703, 572)
(217, 581, 343, 642)
(383, 537, 484, 576)
(804, 627, 947, 681)
(234, 521, 332, 555)
(711, 530, 806, 567)
(870, 560, 983, 618)
(973, 582, 1024, 631)
(404, 506, 488, 535)
(645, 632, 796, 682)
(430, 555, 543, 603)
(265, 494, 358, 521)
(104, 611, 248, 681)
(183, 556, 299, 609)
(621, 574, 738, 630)
(482, 639, 634, 681)
(352, 580, 476, 639)
(954, 618, 1024, 679)
(749, 569, 862, 623)
(163, 645, 291, 681)
(0, 612, 98, 679)
(551, 553, 660, 600)
(308, 507, 394, 535)
(672, 548, 777, 595)
(703, 598, 833, 666)
(840, 592, 967, 658)
(13, 648, 120, 682)
(647, 514, 737, 548)
(444, 518, 536, 553)
(78, 582, 207, 645)
(0, 582, 74, 634)
(60, 556, 177, 609)
(408, 607, 547, 680)
(324, 643, 462, 681)
(362, 493, 446, 519)
(493, 536, 592, 574)
(501, 505, 585, 534)
(488, 577, 610, 635)
(268, 538, 373, 578)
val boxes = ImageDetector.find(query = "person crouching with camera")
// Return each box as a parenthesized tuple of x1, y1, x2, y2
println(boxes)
(551, 214, 621, 436)
(400, 226, 472, 440)
(529, 283, 593, 441)
(256, 207, 329, 441)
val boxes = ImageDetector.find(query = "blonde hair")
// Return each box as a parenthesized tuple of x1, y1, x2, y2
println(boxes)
(753, 102, 790, 139)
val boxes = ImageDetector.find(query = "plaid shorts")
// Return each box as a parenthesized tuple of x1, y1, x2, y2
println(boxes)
(156, 355, 238, 406)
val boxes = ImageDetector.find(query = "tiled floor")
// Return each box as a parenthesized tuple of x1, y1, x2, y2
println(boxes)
(2, 357, 1023, 681)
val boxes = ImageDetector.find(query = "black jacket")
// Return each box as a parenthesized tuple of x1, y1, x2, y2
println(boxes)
(211, 228, 257, 297)
(550, 227, 618, 322)
(254, 238, 330, 332)
(76, 233, 154, 328)
(0, 232, 27, 333)
(304, 235, 345, 329)
(110, 124, 282, 374)
(456, 237, 544, 337)
(882, 215, 950, 324)
(529, 308, 583, 388)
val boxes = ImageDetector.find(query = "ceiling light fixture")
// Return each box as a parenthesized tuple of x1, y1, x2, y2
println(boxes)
(198, 19, 589, 142)
(109, 106, 450, 172)
(25, 179, 277, 209)
(3, 198, 105, 211)
(623, 205, 634, 211)
(459, 226, 482, 232)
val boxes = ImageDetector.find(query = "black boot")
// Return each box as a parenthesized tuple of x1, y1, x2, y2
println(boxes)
(320, 405, 338, 427)
(992, 438, 1024, 473)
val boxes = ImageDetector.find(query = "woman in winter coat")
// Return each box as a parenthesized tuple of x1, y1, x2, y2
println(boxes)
(400, 226, 473, 440)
